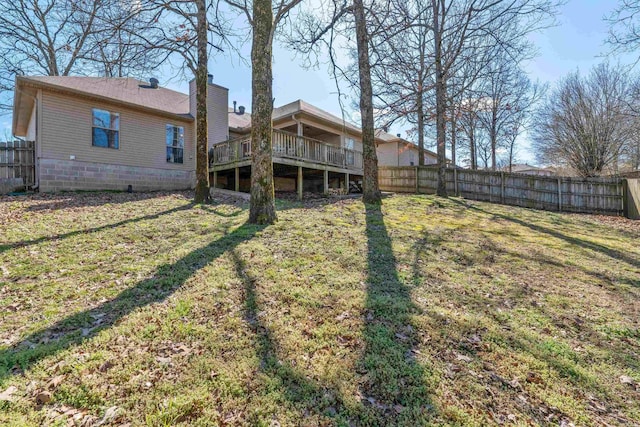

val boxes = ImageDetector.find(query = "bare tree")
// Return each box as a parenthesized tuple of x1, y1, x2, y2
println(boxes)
(225, 0, 303, 223)
(606, 0, 640, 57)
(532, 63, 634, 177)
(287, 0, 382, 203)
(369, 0, 433, 166)
(353, 0, 382, 203)
(0, 0, 161, 112)
(475, 47, 542, 171)
(135, 0, 232, 203)
(428, 0, 560, 195)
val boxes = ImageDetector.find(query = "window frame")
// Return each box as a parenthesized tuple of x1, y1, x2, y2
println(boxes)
(344, 137, 355, 150)
(166, 124, 185, 164)
(91, 108, 120, 149)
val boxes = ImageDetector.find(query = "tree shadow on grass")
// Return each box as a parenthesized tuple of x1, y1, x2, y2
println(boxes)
(362, 203, 436, 423)
(17, 191, 184, 211)
(228, 202, 437, 425)
(230, 250, 352, 424)
(0, 203, 197, 254)
(449, 199, 640, 272)
(0, 221, 262, 382)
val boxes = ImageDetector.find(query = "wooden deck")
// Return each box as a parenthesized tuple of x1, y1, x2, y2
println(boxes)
(209, 130, 363, 174)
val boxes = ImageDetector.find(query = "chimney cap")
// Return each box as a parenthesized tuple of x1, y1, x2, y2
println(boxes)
(238, 105, 246, 115)
(149, 77, 159, 88)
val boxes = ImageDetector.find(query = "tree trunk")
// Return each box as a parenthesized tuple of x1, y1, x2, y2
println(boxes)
(470, 124, 476, 170)
(490, 106, 498, 171)
(353, 0, 381, 204)
(450, 107, 457, 167)
(193, 0, 210, 203)
(417, 89, 425, 166)
(248, 0, 277, 224)
(432, 0, 447, 196)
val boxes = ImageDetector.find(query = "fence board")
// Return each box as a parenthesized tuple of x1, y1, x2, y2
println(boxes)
(0, 141, 36, 189)
(379, 166, 625, 216)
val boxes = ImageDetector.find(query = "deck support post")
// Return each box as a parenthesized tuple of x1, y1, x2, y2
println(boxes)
(235, 167, 239, 192)
(345, 172, 350, 194)
(324, 169, 329, 195)
(213, 170, 217, 189)
(297, 166, 303, 201)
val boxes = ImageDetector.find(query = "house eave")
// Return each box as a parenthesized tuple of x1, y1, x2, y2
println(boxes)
(16, 76, 195, 124)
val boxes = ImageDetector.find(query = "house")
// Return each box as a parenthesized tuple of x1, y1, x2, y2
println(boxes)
(12, 75, 228, 192)
(505, 163, 556, 176)
(375, 132, 438, 167)
(12, 75, 436, 195)
(213, 99, 438, 196)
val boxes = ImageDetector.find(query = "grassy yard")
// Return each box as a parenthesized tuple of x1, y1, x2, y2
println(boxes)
(0, 191, 638, 426)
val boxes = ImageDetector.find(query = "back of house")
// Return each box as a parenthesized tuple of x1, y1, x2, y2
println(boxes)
(12, 76, 228, 192)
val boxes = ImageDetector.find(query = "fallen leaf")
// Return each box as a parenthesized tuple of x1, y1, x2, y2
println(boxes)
(35, 390, 52, 404)
(455, 353, 472, 363)
(620, 375, 636, 387)
(335, 311, 349, 321)
(97, 406, 119, 425)
(156, 356, 172, 365)
(526, 372, 544, 384)
(0, 385, 17, 401)
(46, 375, 64, 390)
(99, 361, 114, 372)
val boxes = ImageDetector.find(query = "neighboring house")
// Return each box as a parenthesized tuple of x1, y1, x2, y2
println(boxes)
(375, 132, 438, 167)
(12, 74, 436, 194)
(505, 163, 556, 176)
(12, 75, 228, 192)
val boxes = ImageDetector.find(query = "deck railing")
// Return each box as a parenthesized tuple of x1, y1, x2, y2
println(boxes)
(210, 130, 363, 171)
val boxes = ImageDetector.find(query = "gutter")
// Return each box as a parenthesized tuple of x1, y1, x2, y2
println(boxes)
(17, 76, 194, 123)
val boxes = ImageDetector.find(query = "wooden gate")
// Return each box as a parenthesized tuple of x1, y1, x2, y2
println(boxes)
(0, 141, 36, 189)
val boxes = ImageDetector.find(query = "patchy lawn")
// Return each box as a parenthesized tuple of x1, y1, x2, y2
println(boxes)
(0, 191, 638, 426)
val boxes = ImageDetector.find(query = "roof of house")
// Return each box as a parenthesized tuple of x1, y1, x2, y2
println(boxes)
(13, 76, 192, 136)
(228, 108, 252, 131)
(508, 163, 553, 173)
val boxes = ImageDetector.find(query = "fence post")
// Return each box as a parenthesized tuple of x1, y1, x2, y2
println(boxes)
(415, 166, 419, 193)
(454, 168, 458, 196)
(557, 178, 562, 212)
(500, 172, 505, 203)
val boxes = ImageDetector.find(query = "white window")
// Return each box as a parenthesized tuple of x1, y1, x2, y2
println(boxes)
(166, 125, 184, 164)
(345, 137, 355, 150)
(92, 109, 119, 149)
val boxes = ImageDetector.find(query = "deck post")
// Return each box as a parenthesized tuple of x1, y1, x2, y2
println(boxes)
(297, 166, 303, 200)
(235, 167, 239, 192)
(345, 172, 350, 194)
(213, 170, 217, 189)
(324, 169, 329, 194)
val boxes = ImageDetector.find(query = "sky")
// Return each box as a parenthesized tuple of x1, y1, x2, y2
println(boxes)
(4, 0, 637, 165)
(160, 0, 635, 166)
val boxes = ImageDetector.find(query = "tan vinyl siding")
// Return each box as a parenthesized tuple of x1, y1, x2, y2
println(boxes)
(207, 84, 229, 144)
(40, 91, 195, 171)
(376, 142, 399, 166)
(399, 145, 417, 166)
(189, 80, 229, 146)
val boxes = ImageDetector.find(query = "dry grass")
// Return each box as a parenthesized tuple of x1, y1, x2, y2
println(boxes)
(0, 191, 638, 426)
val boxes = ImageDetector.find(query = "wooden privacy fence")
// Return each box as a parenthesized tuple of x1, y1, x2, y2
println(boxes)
(0, 140, 36, 189)
(379, 166, 630, 216)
